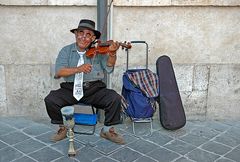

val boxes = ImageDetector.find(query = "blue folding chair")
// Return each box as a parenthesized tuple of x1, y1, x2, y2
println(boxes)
(73, 103, 97, 135)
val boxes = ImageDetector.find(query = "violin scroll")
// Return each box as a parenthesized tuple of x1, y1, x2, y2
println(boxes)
(120, 41, 132, 50)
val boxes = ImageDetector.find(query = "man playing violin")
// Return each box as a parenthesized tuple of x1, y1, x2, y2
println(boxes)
(44, 19, 125, 144)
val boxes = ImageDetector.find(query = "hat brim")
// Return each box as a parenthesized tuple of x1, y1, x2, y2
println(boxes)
(70, 27, 101, 39)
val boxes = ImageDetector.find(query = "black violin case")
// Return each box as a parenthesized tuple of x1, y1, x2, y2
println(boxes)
(156, 55, 186, 130)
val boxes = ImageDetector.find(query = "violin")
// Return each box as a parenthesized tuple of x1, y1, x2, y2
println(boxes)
(86, 40, 132, 58)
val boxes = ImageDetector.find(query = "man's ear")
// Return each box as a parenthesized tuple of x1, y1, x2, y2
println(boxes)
(74, 32, 78, 39)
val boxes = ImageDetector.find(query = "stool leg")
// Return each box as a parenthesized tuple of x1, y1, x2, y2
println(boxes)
(132, 122, 136, 135)
(150, 119, 153, 135)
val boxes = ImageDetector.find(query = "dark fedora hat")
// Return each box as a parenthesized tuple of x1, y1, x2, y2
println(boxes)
(70, 19, 101, 39)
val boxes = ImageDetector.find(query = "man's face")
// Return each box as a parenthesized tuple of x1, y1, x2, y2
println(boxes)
(75, 29, 96, 51)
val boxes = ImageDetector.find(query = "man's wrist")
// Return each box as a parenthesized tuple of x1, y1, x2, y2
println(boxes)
(107, 63, 114, 67)
(108, 51, 116, 57)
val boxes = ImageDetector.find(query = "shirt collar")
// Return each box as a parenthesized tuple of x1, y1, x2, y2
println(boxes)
(71, 43, 86, 55)
(77, 50, 86, 55)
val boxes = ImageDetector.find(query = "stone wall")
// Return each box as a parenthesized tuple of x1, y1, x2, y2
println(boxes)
(1, 0, 239, 6)
(0, 0, 239, 120)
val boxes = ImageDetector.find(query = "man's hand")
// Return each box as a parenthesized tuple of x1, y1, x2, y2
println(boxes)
(108, 41, 120, 56)
(77, 64, 92, 73)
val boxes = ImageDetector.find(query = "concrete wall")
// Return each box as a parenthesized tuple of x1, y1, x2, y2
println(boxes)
(0, 0, 239, 120)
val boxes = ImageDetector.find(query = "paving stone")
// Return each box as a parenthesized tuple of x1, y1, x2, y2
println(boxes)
(200, 141, 232, 155)
(146, 147, 180, 162)
(0, 123, 16, 136)
(23, 123, 52, 136)
(0, 140, 8, 149)
(50, 140, 84, 155)
(204, 121, 230, 132)
(75, 133, 101, 145)
(0, 131, 30, 145)
(152, 119, 163, 131)
(216, 157, 237, 162)
(179, 133, 210, 147)
(73, 124, 97, 135)
(114, 122, 131, 130)
(234, 121, 240, 128)
(128, 139, 159, 154)
(28, 147, 64, 162)
(236, 145, 240, 150)
(214, 132, 240, 147)
(190, 126, 220, 139)
(13, 156, 37, 162)
(184, 121, 201, 130)
(124, 122, 153, 136)
(174, 157, 195, 162)
(94, 156, 118, 162)
(14, 138, 46, 154)
(186, 148, 220, 162)
(73, 146, 103, 162)
(0, 146, 23, 162)
(93, 139, 123, 155)
(188, 120, 207, 127)
(34, 131, 56, 145)
(144, 131, 173, 146)
(225, 127, 240, 139)
(122, 133, 139, 145)
(53, 156, 79, 162)
(224, 147, 240, 162)
(1, 118, 239, 162)
(221, 120, 238, 127)
(134, 155, 158, 162)
(0, 117, 35, 129)
(110, 147, 142, 162)
(164, 139, 196, 155)
(159, 128, 190, 139)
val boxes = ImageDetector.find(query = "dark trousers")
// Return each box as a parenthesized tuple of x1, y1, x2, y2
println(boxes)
(44, 80, 122, 126)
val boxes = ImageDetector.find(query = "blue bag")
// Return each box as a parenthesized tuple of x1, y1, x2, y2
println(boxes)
(122, 69, 159, 119)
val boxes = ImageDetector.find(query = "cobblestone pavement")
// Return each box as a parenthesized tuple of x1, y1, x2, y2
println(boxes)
(0, 116, 240, 162)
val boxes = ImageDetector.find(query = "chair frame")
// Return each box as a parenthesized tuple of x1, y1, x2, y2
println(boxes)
(74, 103, 97, 135)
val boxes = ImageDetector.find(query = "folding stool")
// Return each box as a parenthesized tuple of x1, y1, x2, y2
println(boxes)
(73, 103, 97, 135)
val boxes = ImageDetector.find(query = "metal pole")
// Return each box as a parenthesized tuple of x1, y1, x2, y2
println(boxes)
(97, 0, 108, 42)
(107, 1, 113, 89)
(97, 0, 108, 123)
